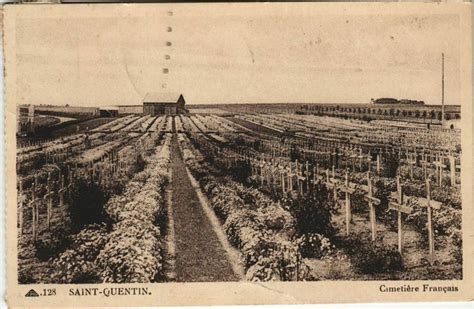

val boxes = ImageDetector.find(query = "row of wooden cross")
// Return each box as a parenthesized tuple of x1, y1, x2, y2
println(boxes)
(17, 134, 154, 240)
(246, 137, 461, 188)
(406, 152, 460, 186)
(237, 153, 443, 265)
(388, 176, 441, 264)
(18, 156, 141, 241)
(18, 137, 56, 149)
(18, 170, 73, 241)
(17, 127, 166, 241)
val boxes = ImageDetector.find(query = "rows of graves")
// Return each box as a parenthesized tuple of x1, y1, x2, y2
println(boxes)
(218, 145, 447, 265)
(17, 117, 169, 242)
(174, 118, 459, 267)
(243, 113, 460, 154)
(17, 129, 162, 241)
(236, 113, 461, 167)
(256, 138, 461, 187)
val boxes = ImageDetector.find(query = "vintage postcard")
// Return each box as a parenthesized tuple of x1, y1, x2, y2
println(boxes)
(3, 2, 473, 307)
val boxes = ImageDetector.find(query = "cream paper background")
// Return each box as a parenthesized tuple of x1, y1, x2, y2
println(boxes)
(3, 3, 473, 307)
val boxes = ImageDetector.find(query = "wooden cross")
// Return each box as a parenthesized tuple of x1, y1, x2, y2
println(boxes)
(287, 162, 295, 192)
(278, 163, 286, 194)
(388, 176, 413, 256)
(58, 174, 66, 208)
(325, 167, 339, 205)
(407, 153, 416, 180)
(28, 176, 39, 241)
(420, 154, 429, 180)
(433, 155, 446, 186)
(267, 160, 274, 186)
(366, 152, 372, 172)
(43, 173, 54, 228)
(350, 150, 357, 172)
(265, 159, 273, 185)
(296, 161, 306, 195)
(357, 148, 364, 171)
(68, 167, 74, 189)
(258, 159, 265, 185)
(363, 172, 381, 241)
(448, 155, 456, 186)
(324, 169, 332, 200)
(250, 157, 257, 178)
(421, 178, 442, 265)
(294, 160, 300, 193)
(376, 153, 381, 174)
(304, 161, 310, 192)
(331, 151, 338, 169)
(263, 158, 271, 185)
(18, 180, 24, 236)
(339, 169, 356, 235)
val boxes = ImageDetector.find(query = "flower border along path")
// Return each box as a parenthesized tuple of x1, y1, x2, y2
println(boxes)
(170, 133, 242, 282)
(51, 135, 172, 283)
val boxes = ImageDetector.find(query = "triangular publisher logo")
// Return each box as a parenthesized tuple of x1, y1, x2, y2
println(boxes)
(25, 289, 39, 297)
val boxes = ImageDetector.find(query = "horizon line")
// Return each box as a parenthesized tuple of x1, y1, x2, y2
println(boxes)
(25, 102, 461, 108)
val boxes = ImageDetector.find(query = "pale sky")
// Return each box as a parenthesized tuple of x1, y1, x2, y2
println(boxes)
(13, 5, 462, 106)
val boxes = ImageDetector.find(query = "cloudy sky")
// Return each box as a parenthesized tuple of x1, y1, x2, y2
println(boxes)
(12, 5, 462, 106)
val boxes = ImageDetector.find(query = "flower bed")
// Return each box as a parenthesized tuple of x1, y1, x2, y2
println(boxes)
(52, 223, 108, 283)
(201, 174, 311, 281)
(51, 135, 171, 283)
(97, 135, 171, 282)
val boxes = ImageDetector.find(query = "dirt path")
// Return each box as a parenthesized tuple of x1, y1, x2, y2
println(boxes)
(169, 134, 240, 282)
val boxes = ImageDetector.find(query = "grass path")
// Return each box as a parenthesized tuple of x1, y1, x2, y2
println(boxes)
(169, 134, 240, 282)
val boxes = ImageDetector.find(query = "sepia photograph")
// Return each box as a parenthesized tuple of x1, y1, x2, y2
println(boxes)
(3, 2, 473, 306)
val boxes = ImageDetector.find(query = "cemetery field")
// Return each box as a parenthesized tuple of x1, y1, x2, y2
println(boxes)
(16, 112, 462, 283)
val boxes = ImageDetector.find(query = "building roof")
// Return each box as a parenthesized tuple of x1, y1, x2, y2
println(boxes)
(143, 92, 183, 103)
